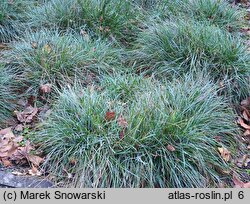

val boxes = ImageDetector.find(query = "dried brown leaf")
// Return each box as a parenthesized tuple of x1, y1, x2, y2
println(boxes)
(0, 129, 17, 158)
(243, 130, 250, 136)
(218, 147, 230, 162)
(237, 117, 250, 130)
(11, 140, 33, 161)
(69, 158, 76, 166)
(233, 174, 250, 188)
(27, 155, 43, 167)
(241, 97, 250, 107)
(166, 144, 176, 152)
(15, 106, 38, 123)
(14, 124, 23, 132)
(119, 129, 125, 139)
(236, 155, 250, 168)
(28, 165, 42, 176)
(1, 159, 12, 167)
(105, 111, 115, 121)
(242, 110, 250, 121)
(117, 114, 128, 128)
(42, 44, 52, 54)
(39, 84, 52, 94)
(0, 127, 12, 136)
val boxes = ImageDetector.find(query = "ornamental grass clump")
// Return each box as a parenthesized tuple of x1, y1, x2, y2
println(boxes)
(26, 0, 82, 30)
(0, 0, 35, 42)
(148, 0, 244, 31)
(27, 0, 142, 43)
(188, 0, 244, 31)
(33, 74, 237, 187)
(133, 20, 250, 99)
(4, 29, 122, 95)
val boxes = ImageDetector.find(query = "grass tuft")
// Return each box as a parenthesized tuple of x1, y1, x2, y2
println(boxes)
(147, 0, 244, 31)
(26, 0, 142, 43)
(4, 29, 123, 95)
(132, 20, 250, 100)
(0, 0, 35, 42)
(33, 74, 238, 187)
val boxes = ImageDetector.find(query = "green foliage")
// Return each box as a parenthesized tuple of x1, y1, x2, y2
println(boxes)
(0, 64, 16, 127)
(4, 29, 123, 95)
(133, 20, 250, 100)
(99, 73, 150, 103)
(189, 0, 244, 31)
(27, 0, 142, 43)
(26, 0, 81, 30)
(33, 74, 237, 187)
(141, 0, 244, 31)
(0, 0, 36, 42)
(0, 0, 247, 188)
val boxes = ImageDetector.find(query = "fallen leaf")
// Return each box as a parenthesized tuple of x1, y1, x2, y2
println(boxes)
(0, 129, 41, 167)
(14, 124, 23, 132)
(218, 182, 226, 188)
(242, 110, 250, 121)
(236, 155, 250, 168)
(119, 129, 125, 139)
(237, 117, 250, 130)
(218, 147, 230, 162)
(232, 174, 250, 188)
(117, 114, 128, 128)
(15, 106, 38, 123)
(105, 111, 115, 121)
(39, 84, 52, 94)
(0, 127, 12, 136)
(27, 95, 35, 106)
(69, 158, 76, 166)
(11, 140, 33, 161)
(166, 144, 176, 152)
(42, 44, 52, 54)
(27, 155, 43, 167)
(0, 129, 16, 158)
(241, 97, 250, 107)
(28, 165, 42, 176)
(243, 130, 250, 136)
(1, 159, 12, 167)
